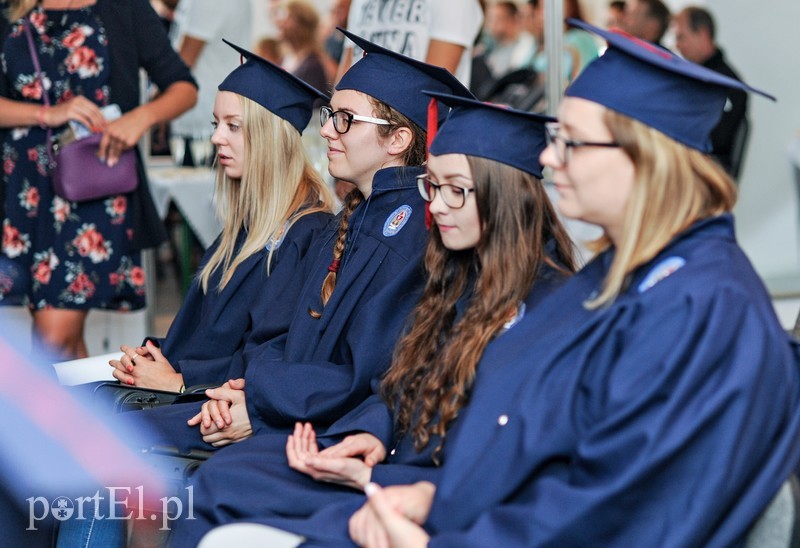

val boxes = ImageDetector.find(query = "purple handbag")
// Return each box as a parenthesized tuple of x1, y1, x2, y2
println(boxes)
(51, 133, 138, 202)
(24, 18, 138, 202)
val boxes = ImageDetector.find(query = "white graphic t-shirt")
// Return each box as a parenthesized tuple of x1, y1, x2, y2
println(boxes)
(343, 0, 483, 87)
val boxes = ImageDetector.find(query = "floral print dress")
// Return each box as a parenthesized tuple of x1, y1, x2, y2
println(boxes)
(0, 5, 145, 311)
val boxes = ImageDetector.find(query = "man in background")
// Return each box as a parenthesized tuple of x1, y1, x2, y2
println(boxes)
(622, 0, 670, 46)
(673, 6, 748, 176)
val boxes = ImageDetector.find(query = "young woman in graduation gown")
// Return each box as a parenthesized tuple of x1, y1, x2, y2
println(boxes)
(167, 94, 577, 547)
(107, 42, 334, 393)
(345, 21, 800, 548)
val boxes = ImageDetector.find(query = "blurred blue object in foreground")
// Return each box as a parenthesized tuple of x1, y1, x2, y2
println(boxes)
(0, 319, 166, 546)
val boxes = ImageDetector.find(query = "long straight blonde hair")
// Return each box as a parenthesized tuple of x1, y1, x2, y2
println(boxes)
(199, 95, 334, 293)
(585, 108, 736, 309)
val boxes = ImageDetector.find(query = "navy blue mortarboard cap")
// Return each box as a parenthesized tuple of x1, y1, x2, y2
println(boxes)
(565, 19, 774, 152)
(218, 39, 329, 133)
(424, 91, 554, 178)
(336, 28, 474, 130)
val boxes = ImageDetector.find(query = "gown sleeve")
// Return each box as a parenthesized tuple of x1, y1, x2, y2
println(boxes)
(244, 251, 424, 435)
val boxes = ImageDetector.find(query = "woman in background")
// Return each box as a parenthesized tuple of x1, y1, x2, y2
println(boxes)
(0, 0, 197, 358)
(277, 0, 329, 96)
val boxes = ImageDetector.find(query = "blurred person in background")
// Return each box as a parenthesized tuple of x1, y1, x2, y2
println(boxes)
(607, 0, 626, 29)
(622, 0, 670, 46)
(276, 0, 329, 96)
(171, 0, 253, 166)
(337, 0, 483, 88)
(673, 6, 747, 176)
(0, 0, 197, 359)
(319, 0, 351, 83)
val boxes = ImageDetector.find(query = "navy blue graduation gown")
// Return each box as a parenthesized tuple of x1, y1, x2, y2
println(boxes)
(169, 260, 570, 548)
(156, 211, 332, 387)
(420, 214, 800, 546)
(181, 214, 800, 547)
(243, 165, 428, 434)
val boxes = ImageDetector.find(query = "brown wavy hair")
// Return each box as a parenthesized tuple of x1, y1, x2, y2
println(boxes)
(308, 94, 426, 318)
(381, 155, 576, 462)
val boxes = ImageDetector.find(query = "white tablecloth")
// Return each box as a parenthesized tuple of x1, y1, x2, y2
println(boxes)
(147, 162, 221, 248)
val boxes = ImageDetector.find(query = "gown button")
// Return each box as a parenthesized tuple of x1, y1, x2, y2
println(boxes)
(390, 448, 396, 455)
(497, 414, 509, 426)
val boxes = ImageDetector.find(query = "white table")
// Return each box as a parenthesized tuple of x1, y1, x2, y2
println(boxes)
(147, 161, 221, 249)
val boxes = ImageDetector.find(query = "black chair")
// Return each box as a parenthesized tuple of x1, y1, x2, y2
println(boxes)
(792, 306, 800, 340)
(729, 115, 751, 182)
(744, 475, 800, 547)
(476, 68, 546, 113)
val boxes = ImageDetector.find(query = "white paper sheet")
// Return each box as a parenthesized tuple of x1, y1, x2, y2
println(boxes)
(52, 352, 119, 386)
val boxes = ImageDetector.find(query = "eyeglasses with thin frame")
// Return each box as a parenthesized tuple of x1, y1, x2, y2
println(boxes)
(319, 106, 391, 134)
(544, 122, 620, 166)
(416, 174, 475, 209)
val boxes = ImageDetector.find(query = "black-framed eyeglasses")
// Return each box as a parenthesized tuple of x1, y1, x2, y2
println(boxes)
(416, 174, 475, 209)
(319, 106, 391, 134)
(544, 122, 620, 166)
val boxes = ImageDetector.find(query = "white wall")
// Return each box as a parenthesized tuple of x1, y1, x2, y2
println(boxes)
(704, 0, 800, 291)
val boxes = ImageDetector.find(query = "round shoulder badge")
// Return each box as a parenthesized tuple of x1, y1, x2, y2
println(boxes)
(266, 220, 290, 251)
(383, 205, 412, 237)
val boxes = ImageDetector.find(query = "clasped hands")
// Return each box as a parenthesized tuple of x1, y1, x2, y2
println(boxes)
(285, 423, 433, 547)
(285, 422, 386, 490)
(109, 340, 183, 392)
(186, 378, 253, 447)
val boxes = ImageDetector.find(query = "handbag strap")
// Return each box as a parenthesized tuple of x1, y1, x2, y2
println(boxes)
(22, 17, 54, 167)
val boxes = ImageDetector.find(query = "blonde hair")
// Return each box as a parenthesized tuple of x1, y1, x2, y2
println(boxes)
(199, 95, 334, 293)
(6, 0, 36, 22)
(585, 109, 736, 309)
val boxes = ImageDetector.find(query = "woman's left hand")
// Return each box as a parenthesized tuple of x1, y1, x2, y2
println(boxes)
(98, 108, 150, 167)
(349, 483, 432, 548)
(286, 423, 378, 489)
(187, 378, 252, 446)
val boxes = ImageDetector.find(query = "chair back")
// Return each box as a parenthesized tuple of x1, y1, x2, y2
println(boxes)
(729, 115, 750, 182)
(744, 475, 800, 548)
(792, 306, 800, 340)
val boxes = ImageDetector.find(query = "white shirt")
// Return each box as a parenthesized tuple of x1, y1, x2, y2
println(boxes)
(343, 0, 484, 87)
(171, 0, 253, 138)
